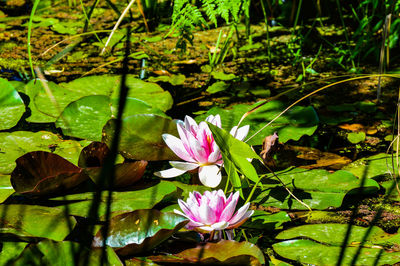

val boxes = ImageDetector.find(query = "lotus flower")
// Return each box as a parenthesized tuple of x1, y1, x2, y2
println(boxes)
(174, 190, 253, 232)
(155, 115, 249, 187)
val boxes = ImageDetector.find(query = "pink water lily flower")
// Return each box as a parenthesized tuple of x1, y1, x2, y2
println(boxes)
(174, 190, 254, 232)
(154, 115, 249, 187)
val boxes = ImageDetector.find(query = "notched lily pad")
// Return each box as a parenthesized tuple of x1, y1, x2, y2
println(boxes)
(93, 209, 188, 256)
(0, 78, 25, 130)
(11, 151, 88, 196)
(103, 114, 179, 161)
(197, 100, 319, 145)
(148, 240, 265, 265)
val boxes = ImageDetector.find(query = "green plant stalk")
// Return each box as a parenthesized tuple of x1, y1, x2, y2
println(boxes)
(79, 0, 102, 44)
(215, 27, 234, 65)
(335, 0, 355, 69)
(27, 0, 41, 79)
(210, 29, 223, 68)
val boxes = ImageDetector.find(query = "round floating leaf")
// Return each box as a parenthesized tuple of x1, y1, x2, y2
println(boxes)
(148, 240, 265, 265)
(273, 239, 400, 266)
(0, 204, 76, 241)
(244, 210, 291, 230)
(0, 175, 15, 203)
(0, 78, 25, 130)
(49, 181, 177, 219)
(196, 100, 319, 145)
(56, 95, 111, 141)
(103, 114, 179, 161)
(274, 223, 400, 265)
(347, 132, 366, 144)
(343, 153, 397, 180)
(56, 95, 167, 141)
(11, 151, 88, 196)
(0, 131, 90, 175)
(24, 75, 172, 123)
(253, 168, 379, 210)
(0, 242, 28, 265)
(94, 209, 188, 256)
(13, 240, 122, 265)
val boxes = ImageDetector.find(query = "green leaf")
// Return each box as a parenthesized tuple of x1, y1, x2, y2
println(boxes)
(0, 242, 28, 265)
(274, 224, 400, 265)
(0, 78, 25, 130)
(211, 71, 239, 81)
(56, 95, 167, 141)
(0, 175, 14, 203)
(149, 240, 265, 265)
(103, 114, 179, 161)
(49, 181, 177, 219)
(0, 205, 76, 241)
(0, 131, 90, 175)
(94, 209, 188, 256)
(244, 210, 291, 230)
(24, 76, 173, 123)
(347, 132, 366, 144)
(197, 100, 319, 145)
(273, 239, 400, 266)
(343, 153, 397, 180)
(254, 168, 379, 210)
(12, 240, 122, 265)
(207, 81, 229, 94)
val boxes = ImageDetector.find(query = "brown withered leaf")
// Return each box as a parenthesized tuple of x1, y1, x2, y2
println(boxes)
(287, 145, 351, 170)
(11, 151, 88, 195)
(338, 123, 377, 135)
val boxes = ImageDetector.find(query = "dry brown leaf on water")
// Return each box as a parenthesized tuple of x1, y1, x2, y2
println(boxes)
(338, 123, 377, 135)
(287, 145, 351, 170)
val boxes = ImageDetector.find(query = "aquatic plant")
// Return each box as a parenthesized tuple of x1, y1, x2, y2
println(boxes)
(155, 114, 249, 187)
(174, 189, 253, 233)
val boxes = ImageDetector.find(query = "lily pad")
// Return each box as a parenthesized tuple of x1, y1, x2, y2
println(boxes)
(0, 175, 14, 203)
(56, 95, 167, 141)
(94, 209, 188, 256)
(254, 168, 379, 210)
(207, 81, 229, 94)
(197, 100, 319, 145)
(244, 210, 291, 230)
(148, 240, 265, 265)
(273, 224, 400, 265)
(0, 204, 76, 241)
(0, 78, 25, 130)
(11, 151, 88, 196)
(0, 242, 28, 265)
(24, 76, 173, 123)
(342, 153, 398, 180)
(103, 114, 179, 161)
(12, 240, 122, 265)
(347, 132, 366, 144)
(48, 181, 177, 219)
(0, 131, 90, 175)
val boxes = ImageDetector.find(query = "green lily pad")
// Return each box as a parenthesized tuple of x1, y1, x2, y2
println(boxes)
(94, 209, 188, 256)
(0, 131, 90, 175)
(0, 78, 25, 130)
(254, 168, 379, 210)
(0, 204, 76, 241)
(197, 100, 319, 145)
(103, 114, 179, 161)
(343, 153, 398, 180)
(244, 210, 291, 230)
(273, 239, 400, 266)
(211, 71, 239, 81)
(0, 175, 14, 203)
(12, 240, 122, 265)
(0, 242, 28, 265)
(56, 95, 167, 141)
(207, 81, 229, 94)
(347, 132, 366, 144)
(24, 76, 173, 123)
(49, 181, 177, 219)
(273, 224, 400, 265)
(148, 240, 265, 265)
